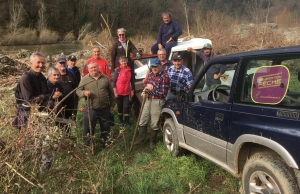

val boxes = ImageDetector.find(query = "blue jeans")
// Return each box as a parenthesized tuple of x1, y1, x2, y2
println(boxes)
(151, 41, 178, 59)
(83, 106, 110, 147)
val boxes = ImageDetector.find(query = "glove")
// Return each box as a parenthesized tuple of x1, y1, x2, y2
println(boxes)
(136, 53, 141, 60)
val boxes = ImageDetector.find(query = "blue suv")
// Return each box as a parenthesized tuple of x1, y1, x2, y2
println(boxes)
(161, 46, 300, 194)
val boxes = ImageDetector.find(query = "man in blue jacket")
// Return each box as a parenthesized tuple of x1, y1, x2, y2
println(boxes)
(151, 12, 182, 59)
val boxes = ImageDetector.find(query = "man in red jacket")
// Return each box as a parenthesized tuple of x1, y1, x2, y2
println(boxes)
(82, 46, 111, 80)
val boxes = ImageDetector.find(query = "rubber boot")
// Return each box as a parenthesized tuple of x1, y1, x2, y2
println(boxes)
(150, 129, 159, 149)
(118, 114, 123, 128)
(134, 126, 147, 145)
(124, 115, 131, 128)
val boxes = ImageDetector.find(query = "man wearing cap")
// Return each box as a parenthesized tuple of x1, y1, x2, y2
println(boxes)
(134, 59, 169, 149)
(143, 48, 172, 83)
(167, 53, 193, 100)
(76, 61, 116, 148)
(82, 46, 111, 80)
(56, 57, 78, 126)
(66, 55, 80, 118)
(187, 43, 227, 91)
(151, 12, 182, 59)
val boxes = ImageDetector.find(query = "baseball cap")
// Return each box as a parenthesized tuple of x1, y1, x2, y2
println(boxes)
(151, 58, 161, 67)
(57, 57, 67, 63)
(68, 55, 77, 60)
(172, 53, 182, 60)
(203, 43, 212, 49)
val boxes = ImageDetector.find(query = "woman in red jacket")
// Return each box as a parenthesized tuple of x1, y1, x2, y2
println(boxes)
(113, 56, 135, 128)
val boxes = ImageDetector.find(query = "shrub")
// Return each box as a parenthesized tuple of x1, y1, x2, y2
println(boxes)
(63, 32, 76, 42)
(39, 29, 59, 44)
(2, 28, 38, 45)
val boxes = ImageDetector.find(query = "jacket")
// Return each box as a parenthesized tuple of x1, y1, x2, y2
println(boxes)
(156, 20, 182, 44)
(76, 73, 115, 110)
(111, 39, 139, 71)
(82, 58, 111, 79)
(113, 66, 134, 96)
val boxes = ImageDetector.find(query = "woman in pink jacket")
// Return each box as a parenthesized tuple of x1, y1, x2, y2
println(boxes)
(112, 56, 135, 128)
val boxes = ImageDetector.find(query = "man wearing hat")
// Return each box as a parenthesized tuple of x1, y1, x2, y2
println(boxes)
(56, 57, 78, 128)
(66, 55, 80, 118)
(167, 53, 193, 100)
(187, 43, 227, 91)
(134, 58, 169, 149)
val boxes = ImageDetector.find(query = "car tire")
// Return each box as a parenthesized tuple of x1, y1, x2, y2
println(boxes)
(163, 118, 182, 157)
(242, 153, 299, 194)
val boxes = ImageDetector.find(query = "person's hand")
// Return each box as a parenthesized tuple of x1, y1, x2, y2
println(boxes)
(114, 92, 118, 98)
(166, 37, 173, 43)
(84, 90, 91, 97)
(158, 43, 163, 49)
(146, 84, 154, 91)
(214, 73, 220, 79)
(130, 90, 134, 98)
(136, 53, 141, 59)
(187, 47, 195, 52)
(52, 91, 62, 99)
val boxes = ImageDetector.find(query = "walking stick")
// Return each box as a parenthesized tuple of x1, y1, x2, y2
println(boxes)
(130, 91, 148, 152)
(87, 97, 94, 155)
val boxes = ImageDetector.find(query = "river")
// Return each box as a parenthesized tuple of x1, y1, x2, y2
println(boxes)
(0, 43, 85, 56)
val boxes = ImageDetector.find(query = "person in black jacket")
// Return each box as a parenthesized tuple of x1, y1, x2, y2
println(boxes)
(66, 55, 80, 118)
(56, 57, 78, 121)
(111, 28, 141, 74)
(13, 52, 53, 130)
(151, 12, 182, 59)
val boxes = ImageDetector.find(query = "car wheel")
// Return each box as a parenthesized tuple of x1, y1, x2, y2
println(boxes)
(242, 153, 299, 194)
(163, 118, 182, 157)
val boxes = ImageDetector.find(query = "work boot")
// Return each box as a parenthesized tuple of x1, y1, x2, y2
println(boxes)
(118, 114, 123, 128)
(150, 129, 159, 149)
(124, 115, 131, 128)
(134, 126, 147, 145)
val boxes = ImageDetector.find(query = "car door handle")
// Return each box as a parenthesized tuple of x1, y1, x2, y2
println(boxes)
(215, 113, 224, 121)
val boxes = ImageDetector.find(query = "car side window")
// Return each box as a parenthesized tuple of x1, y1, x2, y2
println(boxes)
(192, 62, 237, 103)
(237, 57, 300, 109)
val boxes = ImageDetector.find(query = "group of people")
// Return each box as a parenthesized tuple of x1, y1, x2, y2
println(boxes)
(13, 11, 225, 155)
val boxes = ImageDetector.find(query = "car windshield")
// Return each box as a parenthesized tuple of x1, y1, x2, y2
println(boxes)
(134, 57, 158, 79)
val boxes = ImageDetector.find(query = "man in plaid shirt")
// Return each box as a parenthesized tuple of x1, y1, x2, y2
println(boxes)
(167, 53, 193, 100)
(134, 58, 169, 149)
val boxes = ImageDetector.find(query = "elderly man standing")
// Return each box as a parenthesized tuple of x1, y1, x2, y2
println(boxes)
(151, 12, 182, 58)
(46, 66, 63, 113)
(187, 43, 226, 91)
(134, 59, 169, 149)
(56, 57, 78, 123)
(167, 53, 193, 100)
(14, 52, 52, 130)
(82, 46, 111, 79)
(76, 62, 115, 149)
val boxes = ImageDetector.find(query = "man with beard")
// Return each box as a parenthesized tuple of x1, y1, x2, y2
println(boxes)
(56, 57, 78, 129)
(187, 43, 227, 91)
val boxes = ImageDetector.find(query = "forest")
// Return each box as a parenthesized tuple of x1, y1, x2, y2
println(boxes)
(0, 0, 299, 45)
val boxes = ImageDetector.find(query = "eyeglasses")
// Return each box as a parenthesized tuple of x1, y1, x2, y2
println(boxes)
(59, 62, 66, 64)
(203, 48, 211, 50)
(173, 59, 181, 62)
(118, 34, 125, 37)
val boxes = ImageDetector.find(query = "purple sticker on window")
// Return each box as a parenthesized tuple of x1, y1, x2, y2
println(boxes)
(251, 65, 290, 104)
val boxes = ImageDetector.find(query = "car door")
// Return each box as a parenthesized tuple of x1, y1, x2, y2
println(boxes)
(230, 55, 300, 165)
(182, 60, 238, 162)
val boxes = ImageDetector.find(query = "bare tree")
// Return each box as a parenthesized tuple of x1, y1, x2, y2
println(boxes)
(37, 0, 48, 32)
(180, 0, 190, 38)
(8, 1, 24, 35)
(246, 0, 262, 24)
(77, 23, 92, 41)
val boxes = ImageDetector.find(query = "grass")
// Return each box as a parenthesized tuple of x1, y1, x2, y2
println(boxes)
(0, 95, 240, 193)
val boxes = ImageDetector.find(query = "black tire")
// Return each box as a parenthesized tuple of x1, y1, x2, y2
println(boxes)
(163, 118, 182, 157)
(242, 153, 299, 194)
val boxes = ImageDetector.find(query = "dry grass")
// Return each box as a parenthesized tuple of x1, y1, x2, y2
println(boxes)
(39, 29, 59, 44)
(63, 32, 76, 42)
(2, 28, 38, 45)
